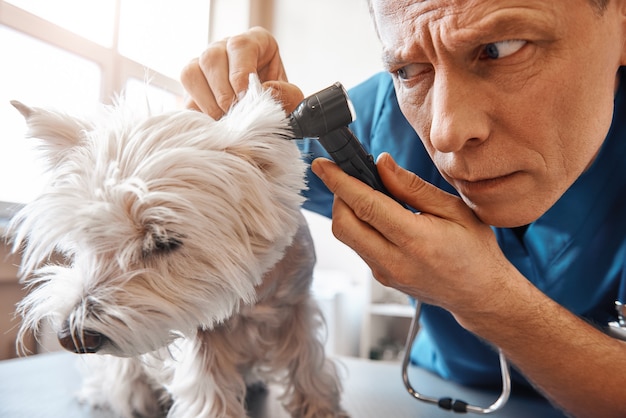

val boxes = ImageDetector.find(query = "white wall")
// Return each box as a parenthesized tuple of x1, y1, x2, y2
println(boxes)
(209, 0, 252, 43)
(269, 1, 382, 356)
(210, 0, 384, 95)
(303, 209, 369, 357)
(271, 0, 383, 95)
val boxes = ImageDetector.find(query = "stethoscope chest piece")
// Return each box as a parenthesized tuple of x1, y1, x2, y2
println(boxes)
(607, 301, 626, 341)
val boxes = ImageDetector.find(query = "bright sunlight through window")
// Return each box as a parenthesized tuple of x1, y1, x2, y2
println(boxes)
(0, 0, 211, 203)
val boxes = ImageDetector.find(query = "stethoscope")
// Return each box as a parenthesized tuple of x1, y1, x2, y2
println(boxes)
(401, 299, 511, 414)
(607, 301, 626, 340)
(607, 275, 626, 340)
(402, 296, 626, 414)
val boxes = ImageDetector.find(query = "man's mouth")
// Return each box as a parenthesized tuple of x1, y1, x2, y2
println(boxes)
(451, 172, 520, 197)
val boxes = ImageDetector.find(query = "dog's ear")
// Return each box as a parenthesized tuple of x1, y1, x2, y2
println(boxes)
(220, 74, 296, 177)
(11, 100, 93, 169)
(223, 74, 289, 136)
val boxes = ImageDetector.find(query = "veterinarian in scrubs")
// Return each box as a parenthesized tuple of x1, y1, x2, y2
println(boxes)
(181, 1, 626, 416)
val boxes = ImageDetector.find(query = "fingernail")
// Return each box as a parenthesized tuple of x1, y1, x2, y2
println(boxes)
(311, 158, 325, 178)
(376, 152, 393, 169)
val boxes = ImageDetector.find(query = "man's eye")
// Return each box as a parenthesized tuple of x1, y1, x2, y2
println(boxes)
(396, 67, 409, 80)
(394, 63, 430, 81)
(481, 40, 527, 60)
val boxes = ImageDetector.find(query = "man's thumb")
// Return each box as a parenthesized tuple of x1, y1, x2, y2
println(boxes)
(262, 80, 304, 113)
(376, 152, 461, 217)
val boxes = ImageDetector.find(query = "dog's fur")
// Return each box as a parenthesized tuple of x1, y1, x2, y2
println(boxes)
(9, 75, 346, 418)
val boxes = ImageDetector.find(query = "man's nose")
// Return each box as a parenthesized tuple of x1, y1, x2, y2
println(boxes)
(428, 71, 490, 153)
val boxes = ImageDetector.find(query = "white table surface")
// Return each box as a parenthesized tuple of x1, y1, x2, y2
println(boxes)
(0, 351, 567, 417)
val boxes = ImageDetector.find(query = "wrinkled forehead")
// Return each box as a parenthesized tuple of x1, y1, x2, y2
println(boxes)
(369, 0, 565, 66)
(370, 0, 477, 29)
(369, 0, 569, 23)
(369, 0, 584, 36)
(369, 0, 457, 53)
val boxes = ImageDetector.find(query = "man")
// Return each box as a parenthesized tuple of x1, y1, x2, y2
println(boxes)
(181, 1, 626, 416)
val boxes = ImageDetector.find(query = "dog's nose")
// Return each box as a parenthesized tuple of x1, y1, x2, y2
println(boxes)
(57, 324, 107, 354)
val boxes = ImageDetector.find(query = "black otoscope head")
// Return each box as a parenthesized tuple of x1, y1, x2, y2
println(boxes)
(287, 82, 406, 207)
(288, 82, 356, 138)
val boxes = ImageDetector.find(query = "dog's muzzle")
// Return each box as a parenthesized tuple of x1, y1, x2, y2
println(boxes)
(57, 322, 108, 354)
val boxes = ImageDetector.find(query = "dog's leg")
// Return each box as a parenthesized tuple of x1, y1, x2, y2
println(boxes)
(166, 334, 248, 418)
(250, 217, 348, 417)
(279, 297, 349, 418)
(78, 355, 169, 418)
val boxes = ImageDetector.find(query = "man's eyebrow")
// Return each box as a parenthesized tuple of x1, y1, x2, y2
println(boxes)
(379, 10, 556, 70)
(381, 50, 401, 69)
(381, 47, 431, 71)
(473, 16, 529, 39)
(467, 11, 558, 44)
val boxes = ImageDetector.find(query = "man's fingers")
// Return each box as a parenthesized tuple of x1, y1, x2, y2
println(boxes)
(198, 41, 239, 113)
(315, 160, 422, 287)
(226, 28, 303, 111)
(376, 152, 468, 222)
(225, 27, 287, 88)
(311, 155, 473, 254)
(180, 56, 230, 119)
(311, 157, 414, 243)
(262, 81, 305, 113)
(181, 27, 300, 118)
(330, 195, 387, 252)
(183, 96, 202, 112)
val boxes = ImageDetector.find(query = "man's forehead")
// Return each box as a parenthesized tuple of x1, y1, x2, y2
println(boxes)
(371, 0, 566, 69)
(371, 0, 474, 51)
(370, 0, 483, 40)
(371, 0, 460, 16)
(370, 0, 565, 21)
(371, 0, 564, 43)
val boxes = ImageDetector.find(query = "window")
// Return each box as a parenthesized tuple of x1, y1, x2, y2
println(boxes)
(0, 0, 212, 203)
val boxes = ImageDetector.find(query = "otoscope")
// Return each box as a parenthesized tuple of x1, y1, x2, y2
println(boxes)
(288, 82, 399, 202)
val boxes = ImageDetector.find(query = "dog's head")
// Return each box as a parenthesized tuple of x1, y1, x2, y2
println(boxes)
(10, 74, 307, 356)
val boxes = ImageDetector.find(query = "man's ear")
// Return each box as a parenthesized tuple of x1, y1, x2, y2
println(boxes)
(11, 100, 92, 169)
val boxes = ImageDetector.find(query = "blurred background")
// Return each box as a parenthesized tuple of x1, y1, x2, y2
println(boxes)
(0, 0, 412, 362)
(0, 0, 382, 204)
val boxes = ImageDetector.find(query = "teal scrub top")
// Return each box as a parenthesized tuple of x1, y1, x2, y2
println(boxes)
(300, 67, 626, 388)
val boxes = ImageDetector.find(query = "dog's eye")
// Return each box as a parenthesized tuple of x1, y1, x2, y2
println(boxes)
(154, 236, 182, 252)
(142, 232, 183, 257)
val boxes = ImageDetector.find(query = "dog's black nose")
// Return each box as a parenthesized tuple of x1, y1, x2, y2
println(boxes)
(57, 324, 106, 354)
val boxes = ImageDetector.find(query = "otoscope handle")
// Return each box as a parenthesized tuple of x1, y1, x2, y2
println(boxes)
(318, 126, 397, 201)
(288, 80, 405, 206)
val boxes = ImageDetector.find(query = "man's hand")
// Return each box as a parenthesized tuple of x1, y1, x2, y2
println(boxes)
(180, 26, 304, 119)
(311, 152, 518, 323)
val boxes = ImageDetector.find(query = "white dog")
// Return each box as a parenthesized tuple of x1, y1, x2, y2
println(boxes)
(10, 74, 346, 418)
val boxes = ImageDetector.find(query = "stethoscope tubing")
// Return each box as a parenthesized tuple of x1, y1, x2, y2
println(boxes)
(401, 299, 511, 414)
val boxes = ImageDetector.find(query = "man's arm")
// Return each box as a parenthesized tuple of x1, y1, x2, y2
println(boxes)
(312, 153, 626, 418)
(468, 276, 626, 418)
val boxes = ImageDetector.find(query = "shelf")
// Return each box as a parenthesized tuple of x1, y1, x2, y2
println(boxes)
(369, 303, 415, 318)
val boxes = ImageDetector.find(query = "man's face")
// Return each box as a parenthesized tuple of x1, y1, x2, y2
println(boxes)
(371, 0, 625, 227)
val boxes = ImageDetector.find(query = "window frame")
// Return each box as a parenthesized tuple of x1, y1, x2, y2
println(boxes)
(0, 0, 266, 210)
(0, 1, 185, 103)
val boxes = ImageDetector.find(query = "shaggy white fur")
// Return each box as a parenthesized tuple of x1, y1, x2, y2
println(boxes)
(10, 74, 347, 418)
